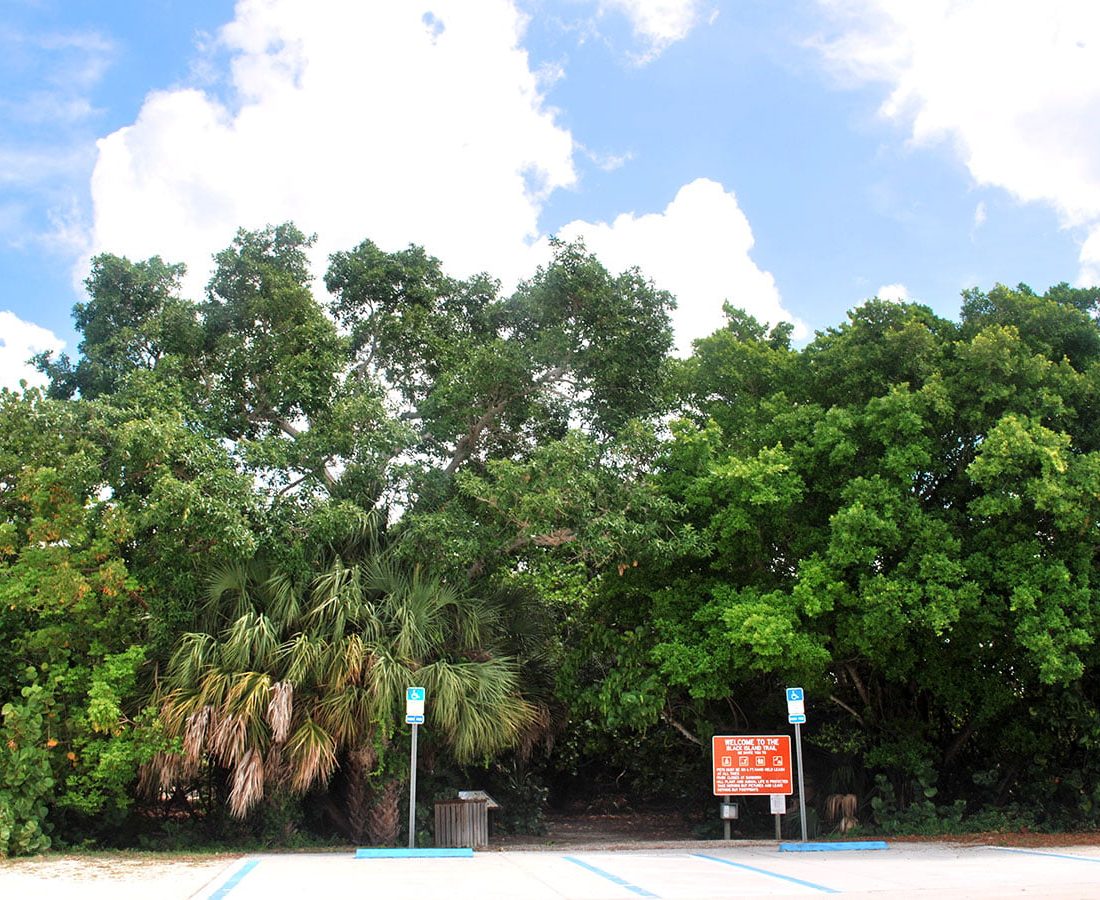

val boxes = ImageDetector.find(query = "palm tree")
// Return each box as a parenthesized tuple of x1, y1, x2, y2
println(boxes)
(151, 526, 534, 844)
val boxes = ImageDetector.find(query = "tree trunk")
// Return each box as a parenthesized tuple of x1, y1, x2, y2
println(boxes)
(342, 745, 377, 844)
(366, 778, 403, 846)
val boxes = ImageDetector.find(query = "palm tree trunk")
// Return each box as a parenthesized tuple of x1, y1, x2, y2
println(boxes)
(343, 746, 377, 843)
(366, 778, 403, 846)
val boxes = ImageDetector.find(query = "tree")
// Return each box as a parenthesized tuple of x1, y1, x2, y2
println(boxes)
(154, 520, 534, 844)
(326, 237, 674, 477)
(34, 255, 201, 403)
(564, 287, 1100, 824)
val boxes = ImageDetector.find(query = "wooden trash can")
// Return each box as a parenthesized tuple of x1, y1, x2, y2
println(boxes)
(434, 798, 488, 849)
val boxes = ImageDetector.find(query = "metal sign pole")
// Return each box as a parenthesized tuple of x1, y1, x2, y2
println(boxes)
(723, 795, 732, 840)
(408, 723, 419, 849)
(794, 722, 807, 842)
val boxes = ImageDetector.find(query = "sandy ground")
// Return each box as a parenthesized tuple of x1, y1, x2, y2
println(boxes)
(0, 853, 237, 899)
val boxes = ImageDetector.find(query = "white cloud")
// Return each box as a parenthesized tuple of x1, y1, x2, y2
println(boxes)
(875, 282, 909, 302)
(973, 200, 987, 230)
(87, 0, 577, 300)
(813, 0, 1100, 284)
(550, 178, 804, 352)
(0, 311, 63, 391)
(580, 144, 634, 172)
(598, 0, 712, 57)
(85, 0, 778, 356)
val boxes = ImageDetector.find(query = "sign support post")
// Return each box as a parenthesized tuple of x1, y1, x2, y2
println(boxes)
(770, 794, 785, 840)
(408, 722, 418, 849)
(405, 687, 426, 849)
(786, 687, 808, 843)
(794, 721, 807, 842)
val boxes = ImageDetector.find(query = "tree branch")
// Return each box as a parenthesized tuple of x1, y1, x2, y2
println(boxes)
(276, 473, 310, 497)
(661, 712, 703, 747)
(829, 693, 865, 727)
(444, 396, 509, 475)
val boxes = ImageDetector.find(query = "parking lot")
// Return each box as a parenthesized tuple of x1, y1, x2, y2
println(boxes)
(185, 843, 1100, 899)
(4, 842, 1100, 898)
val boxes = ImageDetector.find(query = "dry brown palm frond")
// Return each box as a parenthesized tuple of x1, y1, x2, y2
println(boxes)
(229, 748, 265, 817)
(267, 681, 294, 743)
(516, 702, 553, 763)
(210, 712, 247, 766)
(139, 751, 180, 797)
(184, 706, 212, 761)
(264, 742, 290, 789)
(825, 793, 859, 823)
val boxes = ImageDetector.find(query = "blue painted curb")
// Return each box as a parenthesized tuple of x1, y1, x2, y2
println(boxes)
(355, 847, 474, 858)
(780, 841, 888, 852)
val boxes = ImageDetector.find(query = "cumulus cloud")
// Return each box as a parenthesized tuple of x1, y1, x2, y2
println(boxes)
(598, 0, 714, 58)
(0, 311, 63, 391)
(84, 0, 777, 357)
(875, 282, 909, 302)
(87, 0, 577, 300)
(551, 178, 803, 353)
(812, 0, 1100, 284)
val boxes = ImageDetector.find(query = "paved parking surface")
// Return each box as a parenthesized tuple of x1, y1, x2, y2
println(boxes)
(187, 844, 1100, 899)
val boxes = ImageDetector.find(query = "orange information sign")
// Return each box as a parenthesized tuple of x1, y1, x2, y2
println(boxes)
(712, 735, 793, 796)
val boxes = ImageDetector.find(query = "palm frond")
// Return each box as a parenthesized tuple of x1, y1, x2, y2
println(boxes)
(364, 649, 412, 721)
(204, 560, 259, 627)
(266, 681, 294, 743)
(220, 612, 280, 670)
(265, 569, 303, 629)
(229, 747, 265, 817)
(139, 750, 180, 796)
(183, 706, 212, 761)
(227, 670, 274, 728)
(315, 684, 371, 746)
(285, 718, 337, 793)
(417, 657, 533, 761)
(196, 668, 232, 711)
(209, 712, 248, 766)
(165, 632, 217, 688)
(279, 632, 323, 683)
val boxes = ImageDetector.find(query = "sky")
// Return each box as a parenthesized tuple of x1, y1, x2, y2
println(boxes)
(2, 0, 1100, 389)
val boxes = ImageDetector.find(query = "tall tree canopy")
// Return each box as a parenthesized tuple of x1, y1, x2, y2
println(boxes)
(17, 217, 1100, 849)
(564, 284, 1100, 822)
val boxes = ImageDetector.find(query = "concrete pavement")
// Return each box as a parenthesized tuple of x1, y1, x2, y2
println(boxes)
(187, 843, 1100, 899)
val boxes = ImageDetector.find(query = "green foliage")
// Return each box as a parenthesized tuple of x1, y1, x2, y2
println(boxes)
(0, 683, 55, 857)
(563, 285, 1100, 829)
(21, 220, 1100, 844)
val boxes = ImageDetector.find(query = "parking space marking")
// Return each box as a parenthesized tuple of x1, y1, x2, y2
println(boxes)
(564, 855, 661, 897)
(206, 859, 260, 899)
(693, 853, 840, 894)
(991, 847, 1100, 864)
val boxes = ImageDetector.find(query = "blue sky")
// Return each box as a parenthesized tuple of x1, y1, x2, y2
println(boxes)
(2, 0, 1098, 388)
